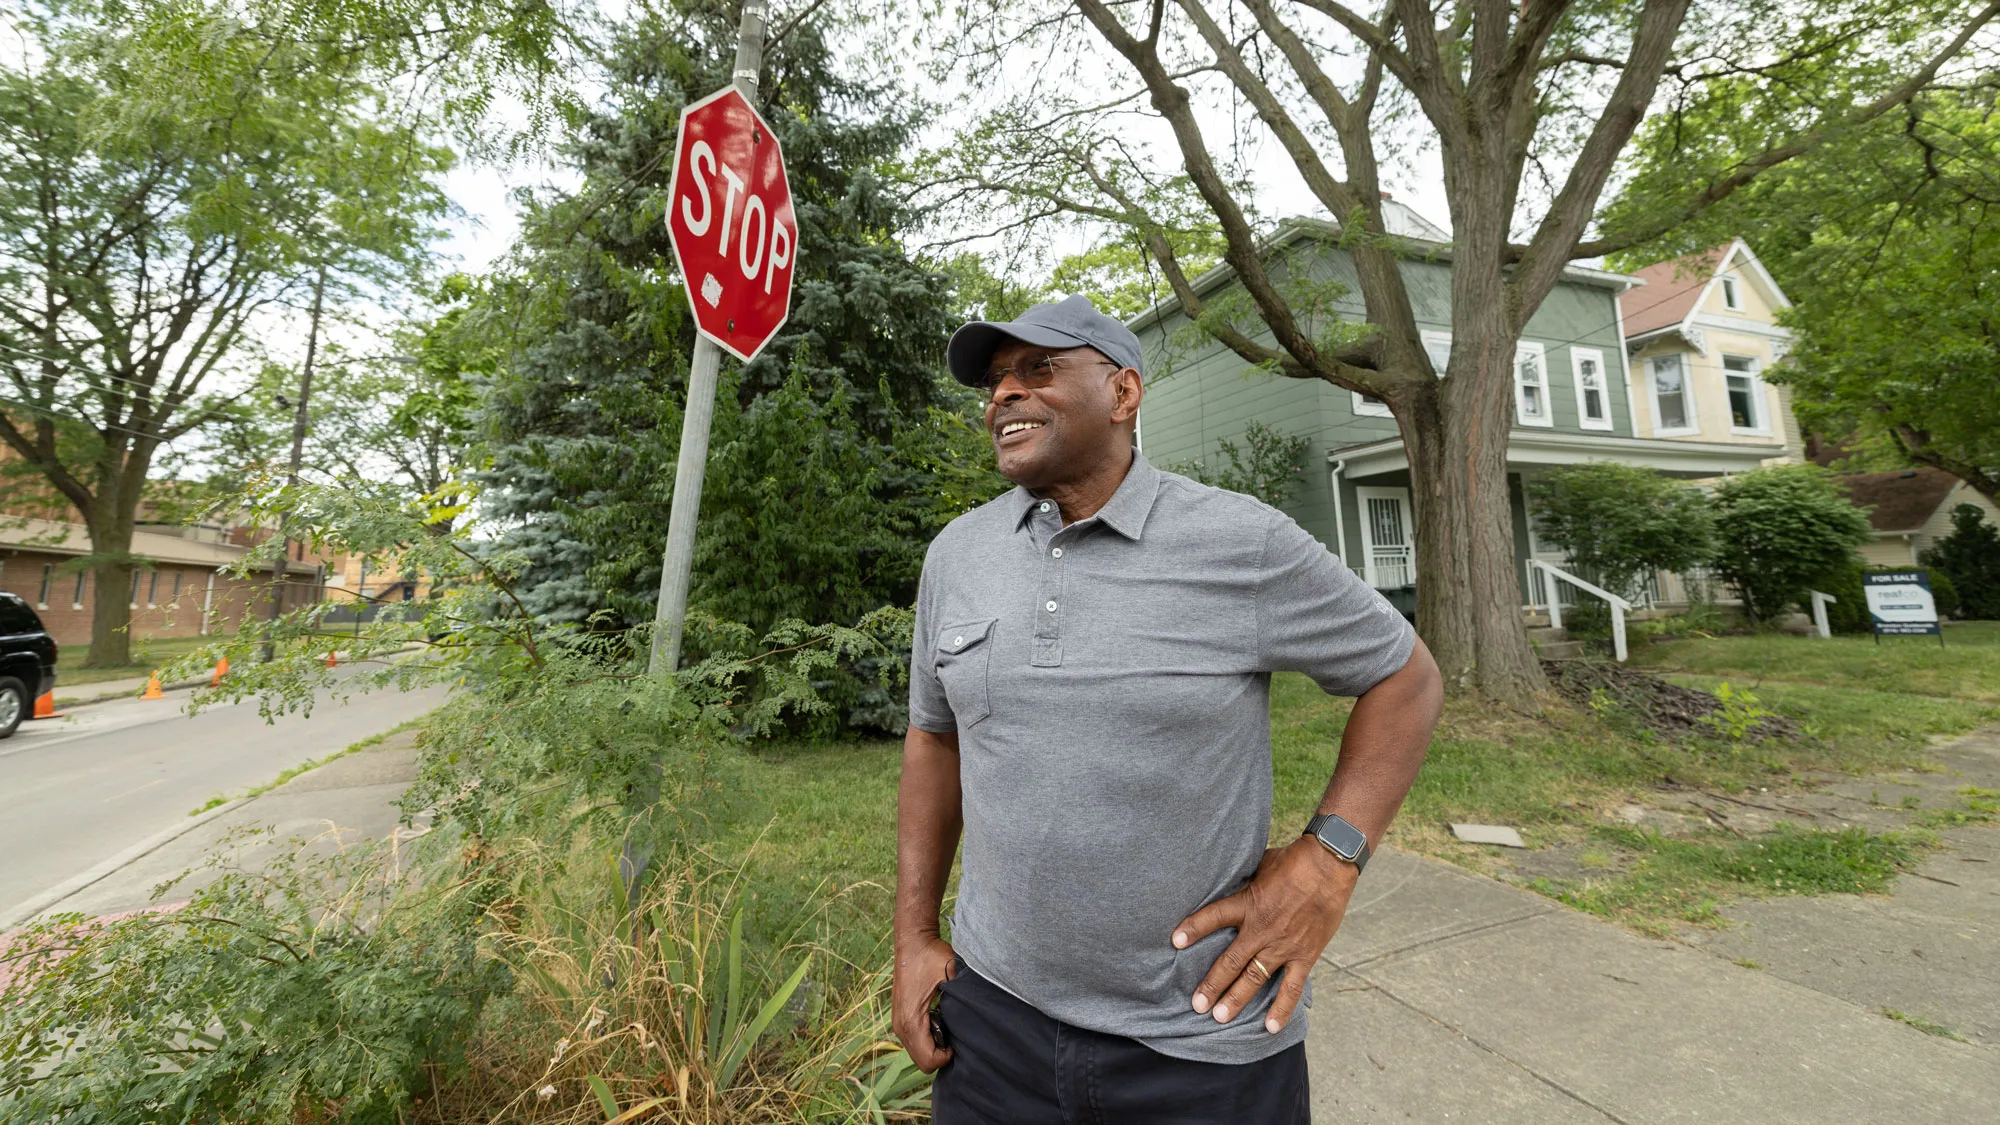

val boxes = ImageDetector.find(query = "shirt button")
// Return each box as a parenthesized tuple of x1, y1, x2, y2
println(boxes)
(1045, 600, 1058, 612)
(1051, 547, 1063, 558)
(1039, 501, 1050, 513)
(953, 636, 964, 647)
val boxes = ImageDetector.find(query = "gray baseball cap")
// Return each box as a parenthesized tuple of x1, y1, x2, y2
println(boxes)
(946, 294, 1144, 387)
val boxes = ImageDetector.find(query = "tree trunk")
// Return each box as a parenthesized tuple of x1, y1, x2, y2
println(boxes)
(1401, 358, 1544, 708)
(84, 512, 137, 668)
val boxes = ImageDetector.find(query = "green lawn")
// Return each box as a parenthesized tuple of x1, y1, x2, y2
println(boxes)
(696, 624, 2000, 949)
(1634, 621, 2000, 703)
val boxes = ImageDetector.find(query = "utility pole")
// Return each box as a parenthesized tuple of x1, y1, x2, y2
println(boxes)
(262, 261, 328, 662)
(647, 0, 767, 677)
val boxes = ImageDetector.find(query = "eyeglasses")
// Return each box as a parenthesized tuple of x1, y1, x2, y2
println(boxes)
(979, 354, 1117, 394)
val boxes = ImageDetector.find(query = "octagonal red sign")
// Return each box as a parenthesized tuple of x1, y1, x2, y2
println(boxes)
(665, 86, 798, 362)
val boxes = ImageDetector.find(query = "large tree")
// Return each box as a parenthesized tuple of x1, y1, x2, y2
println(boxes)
(923, 1, 1998, 704)
(0, 2, 452, 664)
(477, 1, 1003, 652)
(1609, 85, 2000, 503)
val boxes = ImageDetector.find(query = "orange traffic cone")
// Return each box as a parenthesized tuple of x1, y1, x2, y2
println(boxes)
(325, 650, 338, 668)
(140, 672, 165, 700)
(210, 656, 229, 687)
(31, 690, 65, 719)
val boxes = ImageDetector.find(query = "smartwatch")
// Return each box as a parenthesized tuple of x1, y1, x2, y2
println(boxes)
(1304, 812, 1372, 874)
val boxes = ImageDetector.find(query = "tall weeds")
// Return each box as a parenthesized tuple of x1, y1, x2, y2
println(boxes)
(417, 845, 929, 1124)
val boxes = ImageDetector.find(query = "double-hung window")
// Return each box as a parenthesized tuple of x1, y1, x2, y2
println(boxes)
(1723, 354, 1767, 433)
(1351, 330, 1454, 418)
(1570, 348, 1613, 431)
(38, 563, 52, 608)
(72, 572, 86, 609)
(1648, 354, 1697, 435)
(1514, 342, 1553, 427)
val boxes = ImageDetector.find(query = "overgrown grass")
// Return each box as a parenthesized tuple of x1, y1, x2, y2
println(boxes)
(1635, 622, 2000, 703)
(1527, 824, 1917, 937)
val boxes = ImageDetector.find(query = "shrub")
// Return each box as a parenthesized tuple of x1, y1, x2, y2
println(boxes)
(1920, 503, 2000, 619)
(1168, 422, 1311, 509)
(1527, 462, 1716, 601)
(1, 830, 508, 1122)
(1709, 465, 1874, 622)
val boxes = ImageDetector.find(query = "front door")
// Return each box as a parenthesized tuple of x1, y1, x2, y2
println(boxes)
(1355, 486, 1415, 589)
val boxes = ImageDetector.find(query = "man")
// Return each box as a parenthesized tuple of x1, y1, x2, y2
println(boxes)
(895, 294, 1443, 1121)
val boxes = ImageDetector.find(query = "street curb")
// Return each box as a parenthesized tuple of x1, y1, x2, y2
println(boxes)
(0, 797, 247, 929)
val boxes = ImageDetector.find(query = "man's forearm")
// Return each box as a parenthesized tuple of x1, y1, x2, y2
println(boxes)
(1314, 638, 1443, 846)
(895, 725, 963, 942)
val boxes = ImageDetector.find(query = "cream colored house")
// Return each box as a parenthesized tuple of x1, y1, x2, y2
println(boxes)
(1619, 239, 1805, 462)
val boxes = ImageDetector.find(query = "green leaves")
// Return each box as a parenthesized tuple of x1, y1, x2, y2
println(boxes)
(1710, 464, 1875, 621)
(1168, 421, 1312, 510)
(1527, 463, 1717, 602)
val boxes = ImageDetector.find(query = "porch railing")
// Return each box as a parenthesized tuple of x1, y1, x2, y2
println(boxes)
(1525, 558, 1633, 662)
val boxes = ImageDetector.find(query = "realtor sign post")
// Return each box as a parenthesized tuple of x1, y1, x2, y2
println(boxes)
(1862, 571, 1944, 645)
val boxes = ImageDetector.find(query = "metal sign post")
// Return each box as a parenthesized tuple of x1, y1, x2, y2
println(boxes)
(649, 0, 797, 675)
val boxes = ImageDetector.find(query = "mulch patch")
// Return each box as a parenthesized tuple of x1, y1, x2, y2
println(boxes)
(1541, 659, 1801, 742)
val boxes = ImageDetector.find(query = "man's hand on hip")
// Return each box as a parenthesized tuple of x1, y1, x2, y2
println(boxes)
(892, 933, 957, 1072)
(1172, 836, 1357, 1033)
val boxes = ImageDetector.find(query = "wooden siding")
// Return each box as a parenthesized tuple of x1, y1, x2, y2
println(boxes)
(1135, 244, 1634, 560)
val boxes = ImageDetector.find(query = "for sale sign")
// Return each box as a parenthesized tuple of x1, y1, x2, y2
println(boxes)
(665, 86, 798, 361)
(1863, 571, 1941, 636)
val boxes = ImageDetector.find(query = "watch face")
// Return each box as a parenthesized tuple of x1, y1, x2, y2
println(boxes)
(1315, 815, 1367, 860)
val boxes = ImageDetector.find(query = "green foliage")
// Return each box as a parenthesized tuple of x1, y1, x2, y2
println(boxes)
(1527, 463, 1717, 601)
(474, 1, 1005, 693)
(1709, 465, 1873, 621)
(1697, 682, 1780, 743)
(1167, 422, 1311, 509)
(1921, 504, 2000, 619)
(1608, 84, 2000, 493)
(0, 828, 508, 1122)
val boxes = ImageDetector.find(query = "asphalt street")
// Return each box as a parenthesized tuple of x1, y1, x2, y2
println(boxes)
(0, 678, 447, 924)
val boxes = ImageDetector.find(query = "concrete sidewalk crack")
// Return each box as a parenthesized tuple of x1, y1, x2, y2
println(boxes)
(1338, 966, 1632, 1124)
(1328, 906, 1556, 972)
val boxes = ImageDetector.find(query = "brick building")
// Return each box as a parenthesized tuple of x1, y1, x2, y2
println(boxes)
(1, 447, 320, 646)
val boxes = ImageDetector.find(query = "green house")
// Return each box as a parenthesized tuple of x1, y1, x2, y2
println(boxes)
(1130, 208, 1799, 613)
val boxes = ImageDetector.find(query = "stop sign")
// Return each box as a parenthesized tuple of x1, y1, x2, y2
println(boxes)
(665, 86, 798, 361)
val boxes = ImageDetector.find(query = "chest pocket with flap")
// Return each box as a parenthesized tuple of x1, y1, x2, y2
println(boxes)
(934, 618, 998, 728)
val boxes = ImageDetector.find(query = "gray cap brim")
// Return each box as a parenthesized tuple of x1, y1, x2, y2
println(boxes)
(946, 321, 1091, 387)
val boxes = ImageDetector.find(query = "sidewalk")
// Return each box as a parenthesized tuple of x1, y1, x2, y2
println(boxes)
(1309, 838, 1998, 1122)
(14, 728, 424, 923)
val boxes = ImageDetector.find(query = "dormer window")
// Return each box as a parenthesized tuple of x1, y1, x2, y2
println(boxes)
(1720, 274, 1742, 311)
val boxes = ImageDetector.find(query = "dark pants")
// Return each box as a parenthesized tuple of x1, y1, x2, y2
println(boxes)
(931, 961, 1311, 1124)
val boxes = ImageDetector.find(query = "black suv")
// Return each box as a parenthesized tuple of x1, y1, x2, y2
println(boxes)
(0, 591, 57, 739)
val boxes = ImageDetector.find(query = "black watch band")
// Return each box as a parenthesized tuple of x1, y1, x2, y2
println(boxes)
(1304, 813, 1371, 874)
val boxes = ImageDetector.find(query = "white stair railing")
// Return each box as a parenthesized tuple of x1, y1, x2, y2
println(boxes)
(1526, 558, 1634, 662)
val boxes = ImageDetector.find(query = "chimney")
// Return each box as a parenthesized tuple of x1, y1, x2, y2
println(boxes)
(1379, 190, 1393, 201)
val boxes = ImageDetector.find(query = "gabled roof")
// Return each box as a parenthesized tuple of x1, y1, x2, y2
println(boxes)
(1618, 238, 1793, 343)
(1836, 468, 1961, 534)
(1621, 245, 1729, 337)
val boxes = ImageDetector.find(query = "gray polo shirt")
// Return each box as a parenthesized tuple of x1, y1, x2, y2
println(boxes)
(909, 452, 1415, 1064)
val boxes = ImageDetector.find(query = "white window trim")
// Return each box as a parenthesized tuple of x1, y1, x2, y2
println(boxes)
(1514, 341, 1554, 428)
(1350, 390, 1393, 418)
(1720, 274, 1743, 311)
(1421, 330, 1453, 376)
(1569, 347, 1614, 432)
(1648, 353, 1700, 436)
(1722, 353, 1773, 436)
